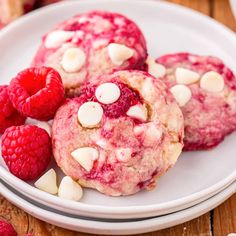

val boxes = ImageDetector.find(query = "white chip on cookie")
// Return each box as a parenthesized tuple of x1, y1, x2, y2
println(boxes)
(58, 176, 83, 201)
(146, 57, 166, 78)
(175, 67, 200, 85)
(78, 102, 103, 128)
(34, 169, 58, 194)
(95, 83, 120, 104)
(71, 147, 98, 172)
(200, 71, 224, 92)
(126, 104, 147, 121)
(164, 142, 183, 164)
(115, 148, 132, 162)
(45, 30, 74, 49)
(61, 47, 86, 73)
(170, 84, 192, 107)
(108, 43, 134, 66)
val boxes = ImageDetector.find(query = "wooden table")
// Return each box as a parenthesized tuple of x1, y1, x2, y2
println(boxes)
(1, 0, 236, 235)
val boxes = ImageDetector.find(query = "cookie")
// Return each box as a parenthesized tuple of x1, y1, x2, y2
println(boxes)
(52, 70, 184, 196)
(32, 11, 147, 96)
(147, 53, 236, 150)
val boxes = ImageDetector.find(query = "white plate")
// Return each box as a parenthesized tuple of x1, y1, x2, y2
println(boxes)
(0, 0, 236, 219)
(0, 180, 235, 235)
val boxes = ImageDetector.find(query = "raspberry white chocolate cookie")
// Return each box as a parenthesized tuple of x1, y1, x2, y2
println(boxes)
(52, 70, 184, 196)
(32, 11, 147, 96)
(149, 53, 236, 150)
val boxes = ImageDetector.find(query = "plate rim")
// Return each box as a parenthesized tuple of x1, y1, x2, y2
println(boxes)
(0, 180, 235, 235)
(0, 0, 236, 217)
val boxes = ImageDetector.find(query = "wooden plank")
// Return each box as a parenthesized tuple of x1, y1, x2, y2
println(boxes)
(139, 212, 211, 236)
(213, 193, 236, 236)
(212, 0, 236, 31)
(167, 0, 210, 15)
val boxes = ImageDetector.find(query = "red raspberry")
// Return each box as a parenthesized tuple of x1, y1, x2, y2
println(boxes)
(1, 125, 51, 181)
(0, 85, 26, 134)
(8, 67, 65, 121)
(0, 220, 17, 236)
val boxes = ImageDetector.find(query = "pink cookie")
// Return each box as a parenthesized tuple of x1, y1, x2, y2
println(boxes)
(52, 70, 184, 196)
(149, 53, 236, 150)
(32, 11, 147, 96)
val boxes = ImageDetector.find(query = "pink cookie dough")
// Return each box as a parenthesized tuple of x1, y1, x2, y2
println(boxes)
(52, 70, 184, 196)
(152, 53, 236, 150)
(32, 11, 147, 96)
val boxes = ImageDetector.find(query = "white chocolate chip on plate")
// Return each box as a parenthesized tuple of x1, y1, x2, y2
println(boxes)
(71, 147, 99, 172)
(34, 169, 58, 194)
(95, 83, 120, 104)
(170, 84, 192, 107)
(78, 102, 103, 128)
(61, 47, 86, 73)
(58, 176, 83, 201)
(45, 30, 74, 49)
(146, 57, 166, 78)
(107, 43, 134, 66)
(200, 71, 225, 92)
(175, 67, 200, 85)
(126, 104, 148, 121)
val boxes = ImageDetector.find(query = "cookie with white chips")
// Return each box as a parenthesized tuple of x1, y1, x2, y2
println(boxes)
(146, 53, 236, 150)
(52, 70, 184, 196)
(32, 11, 147, 96)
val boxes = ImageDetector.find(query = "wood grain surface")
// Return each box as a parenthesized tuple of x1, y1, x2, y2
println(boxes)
(0, 0, 236, 235)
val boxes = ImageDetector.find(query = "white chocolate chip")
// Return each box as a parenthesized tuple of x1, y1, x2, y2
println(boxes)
(58, 176, 83, 201)
(35, 121, 52, 137)
(71, 147, 98, 172)
(78, 102, 103, 128)
(115, 148, 132, 162)
(61, 47, 86, 73)
(164, 142, 183, 164)
(45, 30, 74, 49)
(107, 43, 134, 66)
(133, 125, 144, 136)
(200, 71, 224, 92)
(170, 84, 192, 107)
(126, 104, 147, 121)
(34, 169, 58, 194)
(145, 123, 163, 141)
(175, 67, 200, 85)
(95, 83, 120, 104)
(146, 57, 166, 78)
(134, 123, 163, 146)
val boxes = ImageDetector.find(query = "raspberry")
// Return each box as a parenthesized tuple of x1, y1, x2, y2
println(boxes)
(0, 220, 17, 236)
(8, 67, 65, 121)
(81, 82, 141, 118)
(1, 125, 52, 181)
(0, 85, 26, 134)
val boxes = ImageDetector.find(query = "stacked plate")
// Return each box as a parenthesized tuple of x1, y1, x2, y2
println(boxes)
(0, 0, 236, 234)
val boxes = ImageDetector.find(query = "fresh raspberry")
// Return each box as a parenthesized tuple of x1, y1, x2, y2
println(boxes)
(81, 82, 142, 118)
(8, 67, 65, 121)
(0, 85, 26, 134)
(1, 125, 51, 181)
(0, 219, 17, 236)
